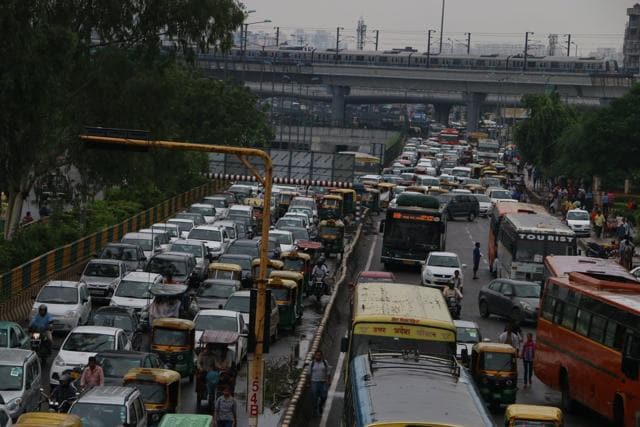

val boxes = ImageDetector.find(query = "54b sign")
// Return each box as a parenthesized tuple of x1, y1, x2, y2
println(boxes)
(247, 357, 264, 419)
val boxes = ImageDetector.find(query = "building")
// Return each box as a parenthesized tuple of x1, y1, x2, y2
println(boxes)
(623, 3, 640, 73)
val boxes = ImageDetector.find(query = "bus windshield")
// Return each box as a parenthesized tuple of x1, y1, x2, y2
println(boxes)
(385, 220, 441, 250)
(351, 333, 455, 359)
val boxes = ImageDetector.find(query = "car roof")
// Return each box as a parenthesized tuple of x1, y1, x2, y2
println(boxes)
(152, 223, 178, 228)
(43, 280, 81, 288)
(453, 320, 479, 328)
(193, 225, 223, 231)
(103, 243, 140, 249)
(191, 203, 213, 208)
(87, 259, 123, 265)
(0, 348, 35, 364)
(151, 252, 193, 261)
(220, 253, 252, 260)
(168, 218, 194, 224)
(231, 239, 258, 246)
(123, 271, 162, 282)
(171, 239, 205, 246)
(70, 326, 122, 335)
(428, 251, 459, 258)
(76, 386, 138, 404)
(196, 309, 239, 318)
(229, 290, 251, 297)
(95, 350, 150, 359)
(122, 232, 153, 239)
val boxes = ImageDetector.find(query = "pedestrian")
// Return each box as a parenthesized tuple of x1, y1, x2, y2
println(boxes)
(214, 385, 237, 427)
(499, 324, 521, 356)
(80, 356, 104, 390)
(472, 242, 481, 280)
(521, 333, 536, 389)
(594, 211, 605, 239)
(308, 350, 331, 417)
(22, 211, 34, 224)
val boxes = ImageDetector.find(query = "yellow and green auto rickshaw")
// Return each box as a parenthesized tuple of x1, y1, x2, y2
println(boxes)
(270, 269, 304, 304)
(471, 342, 518, 410)
(330, 188, 357, 217)
(362, 187, 381, 213)
(151, 318, 195, 381)
(208, 263, 242, 282)
(318, 219, 345, 259)
(318, 194, 344, 221)
(504, 404, 564, 427)
(158, 414, 213, 427)
(123, 368, 181, 424)
(267, 277, 301, 330)
(251, 258, 284, 284)
(277, 191, 301, 218)
(14, 413, 82, 427)
(468, 163, 484, 179)
(280, 251, 311, 291)
(376, 183, 396, 209)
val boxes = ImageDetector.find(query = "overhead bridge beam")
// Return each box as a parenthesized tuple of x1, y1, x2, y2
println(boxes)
(206, 173, 354, 188)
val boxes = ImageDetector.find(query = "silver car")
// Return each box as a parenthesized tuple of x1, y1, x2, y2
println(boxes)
(0, 349, 41, 420)
(80, 259, 126, 303)
(478, 279, 541, 324)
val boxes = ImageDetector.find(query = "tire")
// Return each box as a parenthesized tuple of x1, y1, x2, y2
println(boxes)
(510, 308, 523, 324)
(468, 211, 476, 222)
(479, 300, 490, 318)
(560, 371, 575, 413)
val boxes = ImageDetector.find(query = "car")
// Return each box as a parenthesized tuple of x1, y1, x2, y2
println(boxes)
(0, 349, 41, 420)
(478, 279, 541, 324)
(454, 320, 482, 362)
(188, 203, 217, 223)
(187, 225, 230, 259)
(110, 272, 162, 313)
(486, 187, 516, 205)
(268, 229, 295, 253)
(145, 252, 198, 286)
(471, 194, 492, 217)
(30, 281, 92, 332)
(212, 220, 238, 242)
(355, 271, 396, 285)
(253, 236, 281, 260)
(175, 211, 206, 227)
(137, 229, 172, 252)
(95, 350, 163, 385)
(50, 326, 130, 387)
(289, 196, 318, 219)
(97, 243, 147, 272)
(275, 216, 305, 230)
(202, 196, 230, 219)
(150, 223, 180, 242)
(167, 218, 195, 239)
(421, 251, 465, 289)
(91, 306, 143, 351)
(444, 194, 480, 221)
(278, 226, 310, 245)
(192, 309, 247, 366)
(565, 209, 591, 237)
(224, 290, 279, 342)
(79, 259, 126, 303)
(228, 205, 255, 229)
(189, 279, 242, 313)
(225, 239, 259, 260)
(69, 386, 147, 427)
(227, 185, 254, 202)
(169, 239, 212, 282)
(0, 322, 29, 350)
(218, 253, 253, 288)
(207, 193, 236, 207)
(121, 232, 163, 259)
(0, 404, 10, 427)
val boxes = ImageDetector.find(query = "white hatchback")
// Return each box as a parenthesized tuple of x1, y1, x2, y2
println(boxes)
(421, 251, 465, 289)
(193, 309, 248, 366)
(565, 209, 591, 237)
(31, 281, 92, 333)
(110, 271, 162, 312)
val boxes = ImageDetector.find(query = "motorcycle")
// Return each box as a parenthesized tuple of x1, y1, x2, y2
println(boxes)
(30, 330, 51, 363)
(446, 296, 461, 319)
(40, 386, 79, 413)
(312, 278, 325, 305)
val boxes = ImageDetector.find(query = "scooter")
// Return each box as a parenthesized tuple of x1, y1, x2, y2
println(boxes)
(446, 296, 461, 319)
(30, 330, 51, 363)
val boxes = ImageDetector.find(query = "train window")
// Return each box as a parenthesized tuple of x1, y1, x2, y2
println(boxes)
(356, 55, 364, 61)
(550, 62, 559, 69)
(282, 53, 290, 58)
(379, 56, 387, 63)
(528, 61, 536, 68)
(476, 60, 485, 67)
(575, 63, 583, 69)
(453, 59, 461, 65)
(431, 58, 439, 65)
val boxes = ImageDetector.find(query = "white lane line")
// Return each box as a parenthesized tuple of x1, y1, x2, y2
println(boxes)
(320, 227, 378, 426)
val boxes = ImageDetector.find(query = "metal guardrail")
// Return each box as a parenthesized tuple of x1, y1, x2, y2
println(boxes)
(0, 180, 226, 321)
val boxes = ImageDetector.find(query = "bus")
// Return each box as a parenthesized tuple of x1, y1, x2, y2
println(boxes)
(488, 201, 547, 274)
(344, 350, 493, 427)
(477, 138, 500, 162)
(340, 151, 382, 176)
(496, 213, 576, 282)
(543, 255, 639, 289)
(535, 272, 640, 426)
(343, 282, 456, 364)
(380, 192, 446, 268)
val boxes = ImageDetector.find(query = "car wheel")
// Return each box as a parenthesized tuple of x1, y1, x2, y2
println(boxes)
(468, 211, 476, 222)
(479, 300, 490, 318)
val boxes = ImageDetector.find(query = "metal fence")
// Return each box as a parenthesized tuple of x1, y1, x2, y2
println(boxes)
(0, 179, 226, 321)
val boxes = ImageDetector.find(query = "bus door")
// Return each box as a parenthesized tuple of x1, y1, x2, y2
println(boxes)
(622, 332, 640, 381)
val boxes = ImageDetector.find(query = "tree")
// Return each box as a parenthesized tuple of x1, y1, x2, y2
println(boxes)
(0, 0, 246, 239)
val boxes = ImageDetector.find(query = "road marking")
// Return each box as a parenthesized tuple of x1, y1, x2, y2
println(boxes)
(364, 224, 378, 271)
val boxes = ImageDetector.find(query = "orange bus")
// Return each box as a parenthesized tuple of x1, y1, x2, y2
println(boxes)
(535, 272, 640, 427)
(544, 255, 639, 289)
(488, 201, 546, 275)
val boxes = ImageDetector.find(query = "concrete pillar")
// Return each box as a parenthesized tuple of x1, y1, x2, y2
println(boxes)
(465, 92, 487, 132)
(433, 103, 452, 126)
(329, 85, 350, 126)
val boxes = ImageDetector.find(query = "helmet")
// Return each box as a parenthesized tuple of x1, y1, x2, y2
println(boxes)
(38, 304, 48, 314)
(318, 256, 326, 264)
(59, 374, 71, 385)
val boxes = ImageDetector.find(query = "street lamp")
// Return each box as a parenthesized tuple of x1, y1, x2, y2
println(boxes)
(523, 31, 534, 71)
(439, 0, 446, 54)
(427, 29, 436, 68)
(244, 19, 272, 53)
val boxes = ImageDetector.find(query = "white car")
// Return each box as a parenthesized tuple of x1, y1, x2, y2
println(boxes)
(167, 218, 195, 239)
(202, 196, 230, 219)
(189, 203, 217, 224)
(290, 196, 318, 218)
(31, 281, 91, 333)
(486, 187, 517, 205)
(80, 259, 127, 303)
(193, 309, 248, 366)
(150, 223, 180, 242)
(565, 209, 591, 237)
(421, 251, 465, 289)
(269, 229, 295, 253)
(472, 194, 492, 217)
(187, 225, 230, 259)
(454, 320, 482, 362)
(110, 272, 162, 312)
(50, 326, 129, 387)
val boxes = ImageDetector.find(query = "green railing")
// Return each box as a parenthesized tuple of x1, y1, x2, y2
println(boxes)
(0, 179, 226, 321)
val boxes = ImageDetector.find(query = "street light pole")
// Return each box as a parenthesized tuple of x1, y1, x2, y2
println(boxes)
(465, 32, 471, 55)
(427, 29, 436, 68)
(564, 33, 571, 57)
(335, 27, 344, 63)
(523, 31, 534, 71)
(275, 26, 280, 47)
(374, 30, 380, 51)
(439, 0, 446, 54)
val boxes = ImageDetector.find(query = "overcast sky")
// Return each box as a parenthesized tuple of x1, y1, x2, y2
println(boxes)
(242, 0, 637, 53)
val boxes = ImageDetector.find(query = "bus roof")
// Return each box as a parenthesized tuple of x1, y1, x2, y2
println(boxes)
(545, 256, 639, 284)
(504, 213, 575, 236)
(493, 201, 546, 217)
(353, 282, 453, 328)
(350, 352, 493, 426)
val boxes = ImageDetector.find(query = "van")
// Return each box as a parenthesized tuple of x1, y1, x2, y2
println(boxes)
(0, 349, 42, 420)
(69, 386, 147, 427)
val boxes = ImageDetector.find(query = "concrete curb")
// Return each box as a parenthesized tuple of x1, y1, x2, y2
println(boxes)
(279, 208, 368, 427)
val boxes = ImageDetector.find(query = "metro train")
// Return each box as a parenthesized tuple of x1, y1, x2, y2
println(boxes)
(212, 46, 620, 74)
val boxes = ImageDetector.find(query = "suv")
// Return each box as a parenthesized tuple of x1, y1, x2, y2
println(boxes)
(80, 259, 126, 303)
(186, 225, 229, 259)
(69, 386, 147, 427)
(98, 243, 147, 272)
(0, 349, 41, 420)
(144, 252, 197, 286)
(444, 194, 480, 221)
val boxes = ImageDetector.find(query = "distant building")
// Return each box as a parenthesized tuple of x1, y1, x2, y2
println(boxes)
(623, 3, 640, 73)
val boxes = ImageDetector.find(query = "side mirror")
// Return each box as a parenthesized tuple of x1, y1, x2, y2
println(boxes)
(340, 336, 349, 353)
(140, 256, 147, 261)
(461, 348, 469, 365)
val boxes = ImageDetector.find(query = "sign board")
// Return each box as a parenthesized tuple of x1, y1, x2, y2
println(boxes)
(247, 356, 264, 420)
(353, 323, 455, 342)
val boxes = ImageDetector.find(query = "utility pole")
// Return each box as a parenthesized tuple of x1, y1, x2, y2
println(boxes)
(465, 32, 471, 55)
(427, 29, 436, 68)
(439, 0, 446, 54)
(564, 33, 571, 56)
(356, 17, 367, 50)
(523, 31, 534, 71)
(275, 26, 280, 47)
(335, 27, 343, 63)
(243, 23, 249, 52)
(374, 30, 380, 51)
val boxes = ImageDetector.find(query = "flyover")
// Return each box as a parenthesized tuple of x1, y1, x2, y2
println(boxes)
(199, 57, 637, 130)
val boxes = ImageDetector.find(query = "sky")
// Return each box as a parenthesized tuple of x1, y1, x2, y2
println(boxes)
(241, 0, 638, 54)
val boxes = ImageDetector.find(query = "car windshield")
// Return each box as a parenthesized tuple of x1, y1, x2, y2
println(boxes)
(100, 247, 140, 261)
(168, 221, 192, 233)
(285, 228, 309, 241)
(283, 259, 304, 271)
(70, 403, 127, 427)
(277, 218, 302, 228)
(206, 199, 226, 208)
(153, 328, 188, 346)
(84, 263, 120, 278)
(194, 315, 237, 332)
(188, 229, 221, 242)
(481, 351, 514, 371)
(63, 333, 115, 352)
(567, 211, 589, 221)
(37, 287, 78, 304)
(152, 226, 178, 238)
(198, 283, 236, 298)
(93, 312, 134, 332)
(514, 283, 541, 298)
(99, 356, 143, 378)
(170, 243, 203, 258)
(115, 280, 152, 299)
(128, 381, 166, 404)
(473, 194, 491, 203)
(219, 256, 251, 270)
(456, 327, 480, 343)
(0, 365, 23, 390)
(224, 296, 250, 313)
(272, 233, 293, 245)
(490, 190, 512, 199)
(190, 206, 214, 216)
(176, 213, 202, 224)
(227, 244, 258, 258)
(121, 238, 152, 251)
(427, 255, 460, 268)
(147, 259, 187, 277)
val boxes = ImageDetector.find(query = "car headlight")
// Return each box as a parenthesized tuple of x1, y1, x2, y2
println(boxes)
(54, 356, 65, 367)
(177, 354, 184, 361)
(64, 310, 78, 318)
(520, 301, 533, 311)
(505, 379, 513, 386)
(6, 397, 22, 412)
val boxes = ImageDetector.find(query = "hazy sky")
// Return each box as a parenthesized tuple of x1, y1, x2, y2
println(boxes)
(242, 0, 638, 53)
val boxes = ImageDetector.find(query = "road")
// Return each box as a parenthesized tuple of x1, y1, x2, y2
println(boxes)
(310, 213, 608, 427)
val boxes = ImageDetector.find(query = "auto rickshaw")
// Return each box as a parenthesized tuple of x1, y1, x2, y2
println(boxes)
(151, 318, 195, 381)
(158, 414, 213, 427)
(267, 276, 302, 329)
(470, 342, 518, 410)
(330, 188, 356, 217)
(464, 183, 485, 194)
(318, 194, 344, 221)
(208, 263, 242, 282)
(504, 404, 564, 427)
(318, 219, 345, 259)
(468, 163, 484, 179)
(195, 330, 239, 411)
(277, 191, 300, 218)
(14, 413, 82, 427)
(243, 197, 265, 231)
(362, 187, 380, 213)
(280, 251, 311, 290)
(251, 258, 284, 282)
(123, 368, 181, 424)
(405, 185, 430, 195)
(377, 183, 396, 209)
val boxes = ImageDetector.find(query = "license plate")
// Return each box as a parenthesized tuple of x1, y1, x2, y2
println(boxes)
(89, 289, 105, 295)
(403, 260, 416, 265)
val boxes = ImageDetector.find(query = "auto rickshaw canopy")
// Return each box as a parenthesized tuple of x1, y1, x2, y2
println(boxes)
(473, 342, 517, 354)
(280, 251, 311, 262)
(124, 367, 181, 385)
(505, 404, 563, 423)
(267, 277, 298, 290)
(269, 270, 304, 283)
(15, 413, 83, 427)
(251, 258, 284, 270)
(152, 318, 195, 331)
(209, 263, 242, 273)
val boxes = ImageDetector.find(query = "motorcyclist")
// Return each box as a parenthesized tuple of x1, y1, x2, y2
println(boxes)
(452, 270, 463, 294)
(442, 281, 463, 303)
(311, 257, 330, 294)
(50, 374, 78, 412)
(29, 304, 53, 344)
(198, 344, 236, 396)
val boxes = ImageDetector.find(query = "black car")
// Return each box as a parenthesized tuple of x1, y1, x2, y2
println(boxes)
(91, 306, 143, 350)
(445, 194, 480, 221)
(95, 350, 163, 385)
(145, 252, 198, 286)
(478, 279, 541, 324)
(98, 243, 147, 272)
(226, 239, 259, 259)
(218, 253, 254, 288)
(190, 278, 242, 313)
(252, 236, 281, 259)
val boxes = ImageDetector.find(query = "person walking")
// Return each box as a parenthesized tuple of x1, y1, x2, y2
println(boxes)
(499, 324, 521, 357)
(214, 385, 237, 427)
(472, 242, 481, 280)
(521, 333, 536, 389)
(308, 350, 331, 417)
(594, 211, 605, 239)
